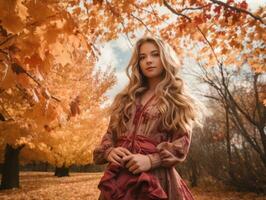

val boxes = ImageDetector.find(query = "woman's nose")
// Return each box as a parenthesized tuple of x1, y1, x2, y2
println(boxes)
(146, 55, 152, 63)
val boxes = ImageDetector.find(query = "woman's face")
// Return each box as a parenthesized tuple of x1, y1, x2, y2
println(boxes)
(138, 42, 164, 80)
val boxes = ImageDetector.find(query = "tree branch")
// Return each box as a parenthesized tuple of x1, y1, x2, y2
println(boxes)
(218, 63, 257, 127)
(0, 34, 16, 47)
(210, 0, 265, 25)
(163, 0, 221, 65)
(130, 13, 153, 34)
(196, 26, 221, 65)
(133, 3, 171, 27)
(0, 49, 8, 55)
(163, 0, 192, 21)
(229, 105, 263, 156)
(253, 73, 264, 124)
(202, 94, 221, 101)
(120, 22, 133, 47)
(180, 5, 210, 12)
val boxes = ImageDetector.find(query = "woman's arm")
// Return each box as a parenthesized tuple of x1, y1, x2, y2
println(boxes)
(147, 130, 192, 168)
(93, 117, 131, 165)
(122, 130, 191, 173)
(93, 124, 115, 165)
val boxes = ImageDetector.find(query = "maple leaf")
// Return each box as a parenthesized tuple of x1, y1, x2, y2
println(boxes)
(194, 16, 204, 25)
(239, 1, 248, 10)
(214, 6, 222, 15)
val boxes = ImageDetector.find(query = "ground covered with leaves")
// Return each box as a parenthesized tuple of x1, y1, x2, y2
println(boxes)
(0, 172, 265, 200)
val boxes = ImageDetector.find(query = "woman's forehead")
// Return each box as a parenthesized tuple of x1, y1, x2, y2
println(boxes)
(139, 42, 159, 54)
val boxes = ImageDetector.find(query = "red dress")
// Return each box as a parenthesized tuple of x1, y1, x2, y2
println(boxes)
(93, 94, 195, 200)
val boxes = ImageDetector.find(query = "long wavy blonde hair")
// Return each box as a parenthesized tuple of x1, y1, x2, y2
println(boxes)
(108, 36, 203, 137)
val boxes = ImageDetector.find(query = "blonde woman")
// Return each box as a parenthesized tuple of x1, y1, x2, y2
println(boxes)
(93, 36, 202, 200)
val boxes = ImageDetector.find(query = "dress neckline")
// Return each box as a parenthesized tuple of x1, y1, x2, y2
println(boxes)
(137, 93, 156, 108)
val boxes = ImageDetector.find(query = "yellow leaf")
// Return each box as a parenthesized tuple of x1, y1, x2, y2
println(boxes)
(0, 0, 24, 33)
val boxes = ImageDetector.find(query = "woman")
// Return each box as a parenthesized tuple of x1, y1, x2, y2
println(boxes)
(93, 35, 203, 200)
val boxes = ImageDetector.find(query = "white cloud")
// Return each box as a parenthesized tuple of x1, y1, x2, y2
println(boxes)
(95, 43, 118, 72)
(246, 0, 266, 11)
(105, 70, 129, 103)
(112, 36, 132, 53)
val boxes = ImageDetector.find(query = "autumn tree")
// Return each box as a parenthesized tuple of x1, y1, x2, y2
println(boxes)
(18, 106, 110, 177)
(84, 0, 265, 72)
(195, 62, 266, 166)
(0, 0, 116, 189)
(0, 0, 265, 190)
(179, 61, 266, 191)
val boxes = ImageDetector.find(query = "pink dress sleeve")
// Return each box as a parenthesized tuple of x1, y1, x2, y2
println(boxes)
(148, 130, 192, 168)
(93, 119, 115, 165)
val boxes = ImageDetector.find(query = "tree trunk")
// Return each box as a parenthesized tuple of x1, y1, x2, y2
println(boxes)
(54, 165, 69, 177)
(1, 144, 23, 190)
(224, 102, 236, 181)
(190, 160, 198, 187)
(44, 162, 49, 172)
(258, 125, 266, 166)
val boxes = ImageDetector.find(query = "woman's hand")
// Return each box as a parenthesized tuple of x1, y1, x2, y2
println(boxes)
(159, 149, 178, 167)
(106, 147, 132, 166)
(122, 154, 151, 174)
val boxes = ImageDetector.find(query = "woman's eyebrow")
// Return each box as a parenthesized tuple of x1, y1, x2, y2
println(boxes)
(139, 50, 159, 55)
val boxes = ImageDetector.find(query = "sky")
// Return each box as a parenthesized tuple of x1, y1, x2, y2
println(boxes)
(95, 0, 266, 104)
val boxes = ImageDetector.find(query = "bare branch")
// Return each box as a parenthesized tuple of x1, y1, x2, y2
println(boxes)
(0, 49, 8, 55)
(120, 22, 133, 47)
(163, 0, 191, 21)
(202, 94, 221, 101)
(180, 5, 210, 12)
(130, 13, 153, 34)
(133, 3, 171, 27)
(218, 63, 257, 126)
(196, 26, 221, 65)
(229, 105, 263, 156)
(253, 74, 264, 124)
(0, 34, 16, 47)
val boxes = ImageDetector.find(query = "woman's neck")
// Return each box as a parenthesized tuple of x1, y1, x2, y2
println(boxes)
(147, 77, 161, 91)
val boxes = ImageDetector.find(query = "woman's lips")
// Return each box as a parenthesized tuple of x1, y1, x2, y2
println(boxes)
(146, 67, 156, 71)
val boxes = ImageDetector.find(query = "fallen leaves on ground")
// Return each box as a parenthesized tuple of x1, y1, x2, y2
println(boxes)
(0, 172, 265, 200)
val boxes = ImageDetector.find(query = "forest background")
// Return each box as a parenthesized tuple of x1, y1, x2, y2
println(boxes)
(0, 0, 265, 199)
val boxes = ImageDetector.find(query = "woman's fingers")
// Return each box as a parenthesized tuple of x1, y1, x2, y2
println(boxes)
(120, 148, 132, 156)
(116, 150, 127, 158)
(109, 157, 121, 165)
(133, 168, 141, 174)
(159, 149, 179, 167)
(112, 154, 122, 163)
(115, 147, 132, 158)
(159, 149, 172, 159)
(125, 158, 136, 168)
(123, 155, 136, 168)
(107, 147, 132, 165)
(122, 155, 133, 162)
(128, 164, 138, 172)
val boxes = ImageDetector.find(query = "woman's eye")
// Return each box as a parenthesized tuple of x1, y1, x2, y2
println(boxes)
(152, 53, 159, 57)
(139, 56, 145, 60)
